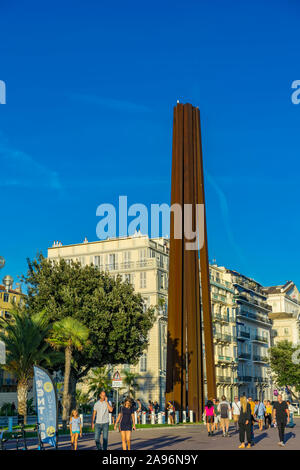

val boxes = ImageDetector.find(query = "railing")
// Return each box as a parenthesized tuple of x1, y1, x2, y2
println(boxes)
(253, 355, 269, 363)
(252, 335, 268, 344)
(239, 352, 251, 359)
(217, 355, 233, 362)
(237, 330, 250, 339)
(217, 376, 231, 383)
(237, 310, 272, 325)
(238, 376, 252, 382)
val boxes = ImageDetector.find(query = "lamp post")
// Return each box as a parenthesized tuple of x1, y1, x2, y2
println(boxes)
(230, 361, 237, 402)
(0, 257, 5, 270)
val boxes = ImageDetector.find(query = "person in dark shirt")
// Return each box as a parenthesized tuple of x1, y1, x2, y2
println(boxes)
(238, 396, 252, 448)
(272, 394, 290, 447)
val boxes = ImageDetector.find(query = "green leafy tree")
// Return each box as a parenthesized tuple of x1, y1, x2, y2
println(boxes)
(269, 340, 300, 399)
(122, 370, 140, 398)
(76, 390, 92, 413)
(0, 308, 60, 423)
(47, 317, 89, 427)
(22, 254, 155, 408)
(86, 366, 112, 399)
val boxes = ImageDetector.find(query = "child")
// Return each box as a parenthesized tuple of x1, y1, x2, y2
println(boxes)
(70, 409, 82, 450)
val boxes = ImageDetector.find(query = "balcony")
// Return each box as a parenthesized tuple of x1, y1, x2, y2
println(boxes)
(212, 313, 229, 323)
(253, 355, 269, 363)
(238, 375, 252, 382)
(217, 355, 233, 363)
(214, 333, 232, 343)
(239, 352, 251, 360)
(253, 377, 268, 383)
(217, 376, 231, 383)
(252, 335, 268, 344)
(237, 310, 272, 325)
(237, 330, 250, 339)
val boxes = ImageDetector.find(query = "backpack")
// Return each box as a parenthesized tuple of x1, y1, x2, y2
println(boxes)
(220, 402, 229, 418)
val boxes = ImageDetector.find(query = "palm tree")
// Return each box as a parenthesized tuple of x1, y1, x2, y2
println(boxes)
(122, 369, 140, 398)
(0, 308, 59, 424)
(47, 317, 89, 427)
(86, 366, 112, 399)
(76, 390, 92, 413)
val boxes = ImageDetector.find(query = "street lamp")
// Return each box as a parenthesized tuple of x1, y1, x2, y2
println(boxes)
(0, 257, 5, 270)
(230, 361, 237, 402)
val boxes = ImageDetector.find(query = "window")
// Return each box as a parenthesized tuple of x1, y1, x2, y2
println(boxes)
(94, 255, 103, 269)
(140, 272, 147, 289)
(3, 293, 9, 302)
(123, 251, 131, 268)
(284, 328, 289, 335)
(140, 354, 147, 372)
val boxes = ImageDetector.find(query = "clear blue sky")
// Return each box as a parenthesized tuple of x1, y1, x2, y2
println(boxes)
(0, 0, 300, 288)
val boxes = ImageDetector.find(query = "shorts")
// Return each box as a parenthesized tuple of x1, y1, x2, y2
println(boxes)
(257, 415, 264, 420)
(220, 418, 229, 427)
(214, 415, 221, 424)
(233, 414, 240, 422)
(206, 415, 214, 424)
(72, 431, 80, 434)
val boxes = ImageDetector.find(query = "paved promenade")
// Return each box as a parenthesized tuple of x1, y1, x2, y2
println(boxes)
(4, 421, 299, 450)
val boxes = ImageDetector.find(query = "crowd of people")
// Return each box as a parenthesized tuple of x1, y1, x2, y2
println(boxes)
(204, 394, 296, 448)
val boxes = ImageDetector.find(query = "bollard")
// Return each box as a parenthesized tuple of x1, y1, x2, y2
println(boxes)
(134, 411, 137, 425)
(157, 412, 162, 424)
(189, 410, 194, 423)
(175, 411, 179, 424)
(80, 413, 84, 430)
(168, 411, 171, 424)
(161, 412, 165, 424)
(142, 411, 146, 425)
(151, 411, 155, 425)
(182, 410, 187, 423)
(109, 413, 112, 425)
(8, 417, 13, 433)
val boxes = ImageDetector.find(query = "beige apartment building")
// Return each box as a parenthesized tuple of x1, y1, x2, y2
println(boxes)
(48, 232, 169, 406)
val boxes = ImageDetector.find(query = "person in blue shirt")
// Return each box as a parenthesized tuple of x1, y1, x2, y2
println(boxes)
(254, 400, 266, 431)
(70, 409, 82, 450)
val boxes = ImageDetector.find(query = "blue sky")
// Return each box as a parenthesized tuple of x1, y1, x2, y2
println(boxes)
(0, 0, 300, 289)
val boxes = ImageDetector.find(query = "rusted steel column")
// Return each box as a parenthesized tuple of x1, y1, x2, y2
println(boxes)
(194, 108, 216, 401)
(166, 102, 215, 421)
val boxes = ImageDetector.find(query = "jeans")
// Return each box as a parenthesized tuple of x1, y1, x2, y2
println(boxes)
(94, 422, 109, 450)
(239, 422, 251, 444)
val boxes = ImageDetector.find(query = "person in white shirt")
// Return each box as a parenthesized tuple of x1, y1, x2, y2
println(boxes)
(231, 396, 241, 432)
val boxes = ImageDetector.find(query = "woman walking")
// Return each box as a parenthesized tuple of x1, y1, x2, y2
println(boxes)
(205, 399, 215, 436)
(238, 396, 252, 448)
(265, 400, 272, 429)
(114, 398, 136, 450)
(69, 409, 82, 450)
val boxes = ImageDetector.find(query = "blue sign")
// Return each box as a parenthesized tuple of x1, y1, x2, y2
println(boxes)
(33, 365, 58, 448)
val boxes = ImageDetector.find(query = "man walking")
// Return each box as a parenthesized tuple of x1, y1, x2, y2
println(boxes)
(92, 390, 113, 450)
(218, 395, 231, 437)
(231, 396, 241, 432)
(272, 394, 290, 447)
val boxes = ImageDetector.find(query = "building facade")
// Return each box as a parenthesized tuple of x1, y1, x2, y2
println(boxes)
(48, 233, 169, 406)
(0, 276, 25, 404)
(226, 269, 272, 400)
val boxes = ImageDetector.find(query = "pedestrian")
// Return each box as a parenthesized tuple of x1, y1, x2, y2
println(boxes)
(265, 400, 272, 429)
(247, 396, 256, 445)
(272, 394, 290, 446)
(238, 396, 252, 448)
(69, 409, 82, 450)
(136, 399, 142, 424)
(286, 400, 296, 427)
(214, 399, 221, 432)
(114, 398, 136, 450)
(91, 390, 113, 450)
(167, 401, 175, 424)
(154, 401, 160, 414)
(205, 399, 215, 436)
(218, 395, 231, 437)
(255, 399, 266, 431)
(231, 396, 241, 432)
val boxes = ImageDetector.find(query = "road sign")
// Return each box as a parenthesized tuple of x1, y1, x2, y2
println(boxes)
(112, 370, 123, 388)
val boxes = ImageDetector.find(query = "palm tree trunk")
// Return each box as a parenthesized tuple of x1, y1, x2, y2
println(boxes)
(17, 379, 28, 425)
(62, 345, 72, 429)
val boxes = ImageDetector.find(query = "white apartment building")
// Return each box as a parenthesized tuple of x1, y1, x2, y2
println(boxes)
(48, 233, 169, 406)
(227, 269, 272, 400)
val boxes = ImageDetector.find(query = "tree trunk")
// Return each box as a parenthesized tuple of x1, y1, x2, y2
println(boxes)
(17, 379, 28, 425)
(69, 368, 78, 411)
(62, 346, 72, 429)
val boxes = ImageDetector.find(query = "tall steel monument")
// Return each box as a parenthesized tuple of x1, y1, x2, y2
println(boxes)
(166, 102, 216, 421)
